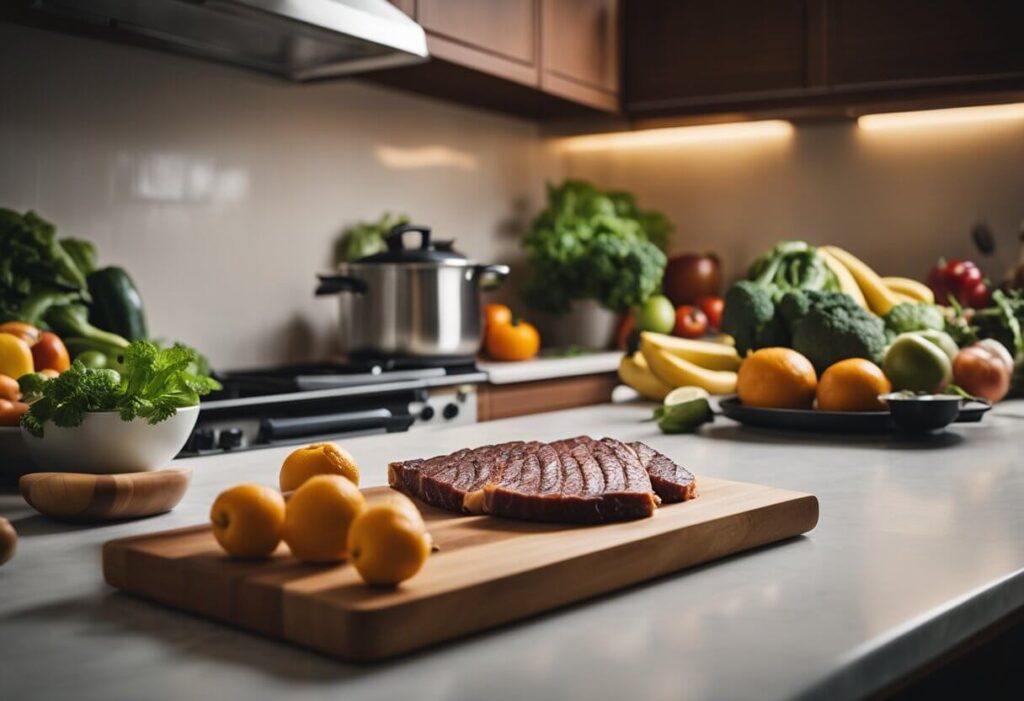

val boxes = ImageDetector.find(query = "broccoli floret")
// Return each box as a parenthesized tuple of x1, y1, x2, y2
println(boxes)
(791, 303, 888, 374)
(722, 281, 775, 355)
(756, 315, 791, 348)
(883, 302, 945, 335)
(778, 290, 861, 333)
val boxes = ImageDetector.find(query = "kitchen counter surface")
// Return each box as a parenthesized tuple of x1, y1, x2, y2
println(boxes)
(2, 400, 1024, 701)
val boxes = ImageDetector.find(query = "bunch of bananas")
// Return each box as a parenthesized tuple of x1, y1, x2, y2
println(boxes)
(618, 332, 740, 399)
(818, 246, 934, 315)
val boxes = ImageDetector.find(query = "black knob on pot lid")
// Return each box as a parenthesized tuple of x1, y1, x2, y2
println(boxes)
(356, 224, 468, 264)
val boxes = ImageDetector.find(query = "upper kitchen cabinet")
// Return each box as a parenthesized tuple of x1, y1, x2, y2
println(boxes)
(374, 0, 620, 117)
(827, 0, 1024, 89)
(624, 0, 1024, 120)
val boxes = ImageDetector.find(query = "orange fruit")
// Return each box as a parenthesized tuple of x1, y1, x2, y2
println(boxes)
(210, 484, 286, 558)
(348, 493, 432, 587)
(736, 347, 817, 409)
(279, 442, 359, 493)
(283, 475, 365, 563)
(816, 358, 891, 412)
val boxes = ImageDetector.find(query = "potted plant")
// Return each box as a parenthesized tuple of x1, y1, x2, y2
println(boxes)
(522, 180, 671, 349)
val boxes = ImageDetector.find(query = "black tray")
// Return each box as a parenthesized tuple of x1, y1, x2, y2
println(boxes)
(718, 396, 991, 433)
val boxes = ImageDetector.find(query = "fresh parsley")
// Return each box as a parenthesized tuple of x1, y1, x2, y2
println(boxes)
(20, 340, 220, 437)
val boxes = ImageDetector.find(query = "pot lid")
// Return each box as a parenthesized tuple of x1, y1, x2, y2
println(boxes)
(356, 224, 468, 264)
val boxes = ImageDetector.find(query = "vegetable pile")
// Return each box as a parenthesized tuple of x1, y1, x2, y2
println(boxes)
(522, 180, 671, 313)
(19, 340, 220, 437)
(333, 212, 410, 264)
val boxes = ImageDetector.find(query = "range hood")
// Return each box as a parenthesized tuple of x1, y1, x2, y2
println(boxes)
(23, 0, 429, 80)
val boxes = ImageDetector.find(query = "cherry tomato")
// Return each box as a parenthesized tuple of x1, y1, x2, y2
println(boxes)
(31, 332, 71, 374)
(486, 319, 541, 361)
(672, 305, 708, 339)
(697, 296, 724, 330)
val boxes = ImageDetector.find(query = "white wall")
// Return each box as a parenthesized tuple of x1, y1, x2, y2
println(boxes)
(0, 24, 558, 367)
(561, 118, 1024, 286)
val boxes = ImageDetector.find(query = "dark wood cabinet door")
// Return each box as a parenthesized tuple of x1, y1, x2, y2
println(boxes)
(828, 0, 1024, 88)
(541, 0, 620, 111)
(417, 0, 539, 86)
(625, 0, 811, 113)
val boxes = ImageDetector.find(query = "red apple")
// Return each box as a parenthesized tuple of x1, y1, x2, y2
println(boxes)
(664, 253, 722, 305)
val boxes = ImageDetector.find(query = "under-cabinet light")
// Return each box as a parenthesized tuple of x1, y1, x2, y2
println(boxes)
(857, 103, 1024, 131)
(558, 120, 794, 152)
(376, 145, 478, 170)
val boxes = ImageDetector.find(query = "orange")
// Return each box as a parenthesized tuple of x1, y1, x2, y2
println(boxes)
(283, 475, 366, 563)
(348, 493, 432, 587)
(210, 484, 286, 558)
(816, 358, 891, 412)
(485, 318, 541, 361)
(279, 442, 360, 493)
(736, 347, 817, 409)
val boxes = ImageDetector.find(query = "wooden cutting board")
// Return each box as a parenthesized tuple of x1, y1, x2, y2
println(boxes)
(103, 477, 818, 662)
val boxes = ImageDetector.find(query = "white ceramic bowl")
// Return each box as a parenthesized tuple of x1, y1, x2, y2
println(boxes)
(21, 405, 199, 474)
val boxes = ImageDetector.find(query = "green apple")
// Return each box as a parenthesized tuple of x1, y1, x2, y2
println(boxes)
(635, 295, 676, 334)
(912, 330, 959, 361)
(883, 333, 953, 393)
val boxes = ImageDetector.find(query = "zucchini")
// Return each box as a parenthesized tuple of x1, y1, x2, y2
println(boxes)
(87, 267, 148, 341)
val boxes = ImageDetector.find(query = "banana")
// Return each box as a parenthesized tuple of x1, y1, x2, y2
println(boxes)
(882, 276, 935, 304)
(618, 352, 672, 401)
(820, 246, 898, 316)
(891, 291, 918, 304)
(818, 248, 868, 308)
(639, 332, 741, 371)
(641, 343, 738, 395)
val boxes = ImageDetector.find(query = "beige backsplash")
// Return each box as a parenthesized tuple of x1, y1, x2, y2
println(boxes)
(2, 24, 1022, 368)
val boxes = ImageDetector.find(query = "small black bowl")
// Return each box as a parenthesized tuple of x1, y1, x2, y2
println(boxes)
(882, 393, 962, 433)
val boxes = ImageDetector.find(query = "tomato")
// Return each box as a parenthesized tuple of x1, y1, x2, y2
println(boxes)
(0, 374, 18, 402)
(614, 312, 636, 350)
(697, 296, 724, 330)
(31, 332, 70, 374)
(664, 254, 722, 305)
(0, 398, 28, 427)
(953, 339, 1013, 402)
(672, 305, 708, 339)
(927, 258, 991, 308)
(0, 321, 40, 345)
(485, 319, 541, 361)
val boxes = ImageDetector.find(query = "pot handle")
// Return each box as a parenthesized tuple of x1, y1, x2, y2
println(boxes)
(474, 264, 510, 290)
(387, 224, 432, 252)
(315, 274, 368, 296)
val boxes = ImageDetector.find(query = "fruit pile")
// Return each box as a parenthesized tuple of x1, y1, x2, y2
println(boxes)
(0, 321, 71, 426)
(211, 442, 433, 587)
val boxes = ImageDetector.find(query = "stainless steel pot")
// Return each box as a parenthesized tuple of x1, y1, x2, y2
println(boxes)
(316, 225, 509, 359)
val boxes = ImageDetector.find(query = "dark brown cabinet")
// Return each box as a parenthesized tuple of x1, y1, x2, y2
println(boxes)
(625, 0, 1024, 119)
(376, 0, 620, 117)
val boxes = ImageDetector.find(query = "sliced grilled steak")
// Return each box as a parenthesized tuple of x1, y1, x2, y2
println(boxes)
(388, 436, 696, 523)
(628, 441, 697, 502)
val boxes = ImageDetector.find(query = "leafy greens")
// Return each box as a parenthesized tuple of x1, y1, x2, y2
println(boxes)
(20, 340, 221, 437)
(522, 180, 671, 314)
(0, 208, 93, 324)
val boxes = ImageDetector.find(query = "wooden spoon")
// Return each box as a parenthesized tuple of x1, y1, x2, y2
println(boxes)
(19, 467, 192, 521)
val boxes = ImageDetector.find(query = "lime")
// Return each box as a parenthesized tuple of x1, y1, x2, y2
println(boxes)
(664, 386, 711, 407)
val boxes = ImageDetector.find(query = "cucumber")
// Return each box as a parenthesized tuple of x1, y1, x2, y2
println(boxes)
(87, 267, 148, 341)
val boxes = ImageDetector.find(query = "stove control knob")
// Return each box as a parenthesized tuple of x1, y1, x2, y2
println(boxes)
(190, 428, 216, 452)
(218, 427, 244, 450)
(419, 405, 435, 421)
(442, 403, 459, 420)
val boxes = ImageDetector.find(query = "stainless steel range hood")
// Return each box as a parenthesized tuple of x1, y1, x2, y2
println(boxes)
(24, 0, 429, 80)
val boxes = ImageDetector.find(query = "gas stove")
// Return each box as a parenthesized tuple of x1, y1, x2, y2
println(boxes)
(180, 359, 486, 457)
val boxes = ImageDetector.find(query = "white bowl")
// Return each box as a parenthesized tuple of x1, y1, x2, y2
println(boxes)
(21, 405, 199, 474)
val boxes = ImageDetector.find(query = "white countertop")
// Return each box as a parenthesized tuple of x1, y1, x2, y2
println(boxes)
(2, 400, 1023, 701)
